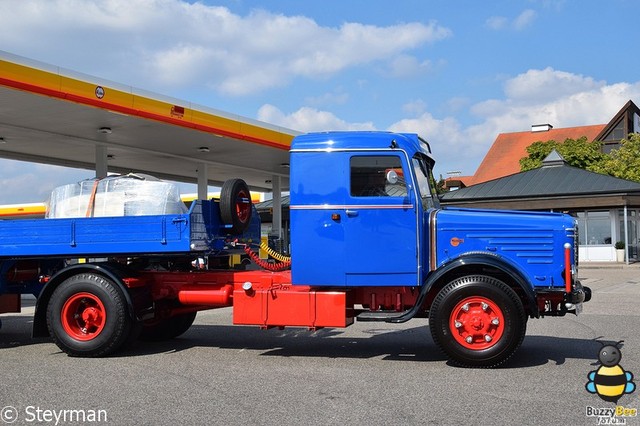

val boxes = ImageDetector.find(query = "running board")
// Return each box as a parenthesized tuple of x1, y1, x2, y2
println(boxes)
(357, 310, 412, 322)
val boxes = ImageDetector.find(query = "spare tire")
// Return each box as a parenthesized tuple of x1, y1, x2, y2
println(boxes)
(220, 178, 252, 234)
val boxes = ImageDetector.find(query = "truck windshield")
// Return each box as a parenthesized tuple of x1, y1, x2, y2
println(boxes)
(412, 156, 439, 210)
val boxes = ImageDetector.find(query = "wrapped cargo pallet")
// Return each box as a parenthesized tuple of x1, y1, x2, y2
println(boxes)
(46, 174, 187, 218)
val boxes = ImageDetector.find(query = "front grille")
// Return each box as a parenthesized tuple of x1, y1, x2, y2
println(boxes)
(571, 221, 579, 281)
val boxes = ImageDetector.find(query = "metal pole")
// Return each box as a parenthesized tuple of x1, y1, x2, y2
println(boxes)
(624, 205, 629, 265)
(95, 146, 108, 178)
(272, 175, 282, 240)
(197, 163, 208, 200)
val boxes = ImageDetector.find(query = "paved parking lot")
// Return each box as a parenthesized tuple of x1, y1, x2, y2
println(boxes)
(1, 266, 639, 426)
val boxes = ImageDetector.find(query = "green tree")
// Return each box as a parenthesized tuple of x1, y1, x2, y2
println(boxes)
(519, 140, 559, 171)
(590, 133, 640, 181)
(431, 175, 447, 194)
(519, 136, 605, 172)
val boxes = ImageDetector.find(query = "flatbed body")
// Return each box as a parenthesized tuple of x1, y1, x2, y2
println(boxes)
(0, 200, 238, 260)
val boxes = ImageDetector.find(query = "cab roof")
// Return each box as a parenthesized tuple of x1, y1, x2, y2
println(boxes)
(290, 131, 432, 157)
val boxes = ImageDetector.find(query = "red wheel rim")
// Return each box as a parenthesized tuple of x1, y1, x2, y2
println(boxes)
(449, 296, 505, 350)
(61, 292, 106, 341)
(235, 189, 251, 224)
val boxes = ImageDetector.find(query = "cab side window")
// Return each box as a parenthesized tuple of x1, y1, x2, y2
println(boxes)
(350, 156, 407, 197)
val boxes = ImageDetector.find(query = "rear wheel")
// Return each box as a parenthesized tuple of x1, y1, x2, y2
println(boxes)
(47, 273, 133, 357)
(140, 311, 197, 341)
(429, 275, 526, 367)
(220, 178, 252, 234)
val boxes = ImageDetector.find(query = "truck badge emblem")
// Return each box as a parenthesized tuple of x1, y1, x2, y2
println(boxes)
(450, 237, 464, 247)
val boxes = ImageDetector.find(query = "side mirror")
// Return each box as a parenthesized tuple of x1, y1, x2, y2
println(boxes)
(386, 170, 399, 185)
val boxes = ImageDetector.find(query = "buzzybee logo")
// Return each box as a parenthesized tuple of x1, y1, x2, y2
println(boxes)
(586, 341, 635, 403)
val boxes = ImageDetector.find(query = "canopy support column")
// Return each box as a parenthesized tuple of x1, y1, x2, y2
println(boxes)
(272, 175, 282, 240)
(95, 146, 108, 178)
(197, 163, 208, 200)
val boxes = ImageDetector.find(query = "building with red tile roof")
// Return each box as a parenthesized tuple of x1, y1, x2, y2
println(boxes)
(468, 124, 606, 185)
(440, 100, 640, 263)
(448, 100, 640, 189)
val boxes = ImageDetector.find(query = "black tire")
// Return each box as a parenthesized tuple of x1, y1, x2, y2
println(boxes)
(220, 178, 252, 234)
(46, 273, 133, 357)
(139, 311, 197, 341)
(429, 275, 527, 368)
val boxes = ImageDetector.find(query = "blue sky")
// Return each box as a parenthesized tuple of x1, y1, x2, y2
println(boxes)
(1, 0, 640, 202)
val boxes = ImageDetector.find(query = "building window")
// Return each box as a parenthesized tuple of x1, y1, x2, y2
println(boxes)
(602, 119, 626, 153)
(577, 211, 611, 245)
(603, 119, 625, 141)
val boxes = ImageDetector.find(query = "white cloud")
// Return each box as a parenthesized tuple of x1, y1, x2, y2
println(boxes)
(265, 69, 640, 178)
(257, 104, 375, 132)
(444, 97, 471, 114)
(0, 0, 451, 96)
(402, 99, 427, 116)
(402, 99, 428, 116)
(486, 16, 508, 30)
(426, 73, 640, 176)
(486, 9, 537, 31)
(469, 68, 636, 134)
(513, 9, 537, 30)
(503, 67, 605, 103)
(388, 113, 490, 177)
(385, 55, 433, 78)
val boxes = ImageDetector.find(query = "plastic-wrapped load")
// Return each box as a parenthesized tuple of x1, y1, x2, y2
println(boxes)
(46, 174, 188, 218)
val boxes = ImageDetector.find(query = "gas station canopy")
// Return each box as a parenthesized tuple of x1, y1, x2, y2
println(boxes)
(0, 51, 299, 192)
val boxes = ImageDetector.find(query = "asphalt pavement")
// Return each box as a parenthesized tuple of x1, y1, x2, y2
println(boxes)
(0, 265, 639, 426)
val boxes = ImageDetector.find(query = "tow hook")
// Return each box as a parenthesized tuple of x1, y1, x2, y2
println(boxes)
(567, 281, 590, 304)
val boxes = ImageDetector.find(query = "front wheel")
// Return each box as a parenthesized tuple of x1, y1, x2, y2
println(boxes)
(46, 273, 133, 357)
(429, 275, 527, 368)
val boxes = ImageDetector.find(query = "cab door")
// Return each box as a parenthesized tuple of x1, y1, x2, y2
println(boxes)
(344, 154, 419, 286)
(289, 151, 348, 286)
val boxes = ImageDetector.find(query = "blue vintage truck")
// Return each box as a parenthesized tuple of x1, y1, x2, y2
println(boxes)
(0, 131, 590, 367)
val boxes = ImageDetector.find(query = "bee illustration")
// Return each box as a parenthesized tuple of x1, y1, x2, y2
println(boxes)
(586, 340, 636, 403)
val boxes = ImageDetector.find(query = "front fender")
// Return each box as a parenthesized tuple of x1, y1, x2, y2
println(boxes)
(425, 253, 539, 318)
(388, 252, 540, 324)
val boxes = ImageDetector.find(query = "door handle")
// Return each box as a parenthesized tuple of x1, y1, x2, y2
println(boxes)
(345, 210, 359, 217)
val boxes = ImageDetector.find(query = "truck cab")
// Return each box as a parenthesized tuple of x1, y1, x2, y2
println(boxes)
(288, 131, 590, 366)
(290, 132, 436, 288)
